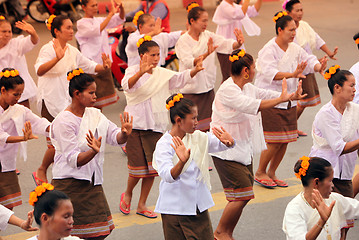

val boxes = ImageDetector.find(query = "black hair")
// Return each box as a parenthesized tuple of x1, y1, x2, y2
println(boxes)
(68, 69, 95, 97)
(187, 2, 206, 25)
(137, 13, 153, 29)
(51, 15, 71, 38)
(230, 49, 254, 77)
(138, 40, 159, 55)
(274, 13, 293, 35)
(353, 32, 359, 50)
(33, 190, 70, 226)
(80, 0, 90, 6)
(294, 157, 332, 187)
(325, 67, 353, 95)
(285, 0, 301, 12)
(167, 94, 195, 124)
(0, 68, 24, 90)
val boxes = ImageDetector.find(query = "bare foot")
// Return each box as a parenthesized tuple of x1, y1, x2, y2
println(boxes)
(36, 168, 48, 185)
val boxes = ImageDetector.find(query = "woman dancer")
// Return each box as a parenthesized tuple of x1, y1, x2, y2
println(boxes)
(254, 12, 326, 188)
(175, 3, 244, 131)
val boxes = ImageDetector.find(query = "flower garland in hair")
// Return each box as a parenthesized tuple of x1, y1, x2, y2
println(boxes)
(29, 183, 55, 206)
(229, 49, 246, 62)
(0, 69, 19, 78)
(46, 14, 56, 31)
(324, 65, 340, 80)
(273, 11, 288, 22)
(137, 35, 152, 47)
(187, 2, 200, 12)
(0, 16, 5, 20)
(166, 93, 183, 110)
(67, 68, 84, 81)
(355, 38, 359, 45)
(295, 156, 310, 179)
(132, 11, 144, 25)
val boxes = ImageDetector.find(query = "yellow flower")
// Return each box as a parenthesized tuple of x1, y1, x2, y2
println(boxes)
(144, 35, 152, 41)
(238, 50, 245, 57)
(0, 16, 5, 20)
(14, 69, 19, 75)
(133, 11, 144, 25)
(324, 72, 331, 80)
(295, 172, 301, 179)
(278, 12, 283, 18)
(67, 72, 74, 81)
(187, 3, 200, 12)
(73, 69, 80, 76)
(29, 191, 38, 206)
(46, 14, 56, 31)
(178, 93, 183, 98)
(137, 38, 144, 47)
(42, 183, 54, 191)
(10, 70, 17, 77)
(35, 185, 46, 196)
(301, 160, 309, 170)
(356, 38, 359, 45)
(173, 95, 180, 102)
(329, 67, 336, 75)
(79, 68, 84, 74)
(334, 65, 340, 69)
(3, 70, 10, 78)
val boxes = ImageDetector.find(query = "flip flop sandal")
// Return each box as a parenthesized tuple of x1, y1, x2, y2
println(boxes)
(254, 177, 277, 188)
(119, 192, 131, 215)
(273, 179, 288, 187)
(136, 210, 157, 219)
(32, 171, 48, 187)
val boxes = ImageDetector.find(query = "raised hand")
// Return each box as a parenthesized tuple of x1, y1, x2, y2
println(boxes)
(139, 53, 155, 74)
(101, 53, 112, 69)
(312, 189, 335, 223)
(328, 47, 338, 60)
(318, 56, 328, 76)
(153, 17, 164, 36)
(120, 112, 133, 136)
(234, 28, 245, 47)
(53, 39, 68, 61)
(279, 78, 294, 102)
(86, 130, 102, 153)
(212, 127, 234, 147)
(190, 56, 205, 78)
(22, 121, 38, 141)
(207, 37, 218, 56)
(293, 61, 307, 79)
(21, 211, 39, 231)
(291, 80, 307, 100)
(15, 21, 36, 35)
(171, 136, 191, 164)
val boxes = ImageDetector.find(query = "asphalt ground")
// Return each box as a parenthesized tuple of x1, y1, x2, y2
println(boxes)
(2, 0, 359, 239)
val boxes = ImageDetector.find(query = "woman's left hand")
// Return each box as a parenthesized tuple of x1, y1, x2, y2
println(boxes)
(102, 53, 112, 69)
(328, 47, 338, 60)
(291, 80, 308, 101)
(234, 28, 245, 47)
(212, 127, 234, 147)
(86, 130, 102, 153)
(312, 189, 335, 223)
(21, 211, 38, 231)
(318, 55, 328, 76)
(15, 21, 36, 35)
(120, 112, 133, 136)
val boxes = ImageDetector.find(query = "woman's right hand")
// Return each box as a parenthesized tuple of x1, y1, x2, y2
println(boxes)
(206, 37, 218, 56)
(86, 130, 102, 153)
(22, 121, 38, 141)
(171, 136, 190, 164)
(139, 53, 155, 75)
(292, 61, 307, 79)
(312, 189, 335, 223)
(53, 39, 68, 61)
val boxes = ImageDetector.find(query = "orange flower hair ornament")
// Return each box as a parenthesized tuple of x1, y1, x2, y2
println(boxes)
(0, 16, 5, 20)
(355, 38, 359, 45)
(29, 183, 55, 206)
(137, 35, 152, 48)
(132, 11, 144, 25)
(187, 2, 200, 12)
(0, 69, 19, 78)
(67, 68, 85, 81)
(295, 156, 310, 179)
(273, 11, 288, 22)
(46, 14, 56, 31)
(166, 93, 183, 110)
(229, 49, 246, 62)
(324, 65, 340, 80)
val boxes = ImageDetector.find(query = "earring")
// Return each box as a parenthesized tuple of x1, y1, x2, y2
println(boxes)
(244, 74, 249, 80)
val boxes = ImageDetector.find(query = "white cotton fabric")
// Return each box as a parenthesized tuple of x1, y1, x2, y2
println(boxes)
(51, 108, 122, 185)
(154, 131, 230, 215)
(175, 30, 235, 94)
(0, 104, 50, 171)
(283, 192, 359, 240)
(255, 38, 319, 109)
(210, 78, 280, 165)
(122, 65, 192, 132)
(76, 14, 125, 64)
(35, 41, 97, 118)
(0, 35, 38, 102)
(0, 204, 13, 231)
(309, 101, 359, 180)
(125, 30, 181, 67)
(350, 62, 359, 104)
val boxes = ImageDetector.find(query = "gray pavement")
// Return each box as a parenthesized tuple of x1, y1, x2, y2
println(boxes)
(2, 0, 359, 239)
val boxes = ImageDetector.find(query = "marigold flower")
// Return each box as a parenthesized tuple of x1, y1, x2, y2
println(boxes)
(46, 14, 56, 31)
(0, 16, 5, 20)
(42, 183, 54, 191)
(324, 72, 331, 80)
(356, 38, 359, 45)
(29, 192, 38, 206)
(329, 67, 336, 75)
(35, 185, 46, 196)
(133, 11, 144, 25)
(3, 70, 10, 78)
(238, 50, 245, 57)
(187, 3, 200, 12)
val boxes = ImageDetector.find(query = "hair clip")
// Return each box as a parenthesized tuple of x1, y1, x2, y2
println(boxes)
(295, 156, 310, 179)
(166, 93, 183, 110)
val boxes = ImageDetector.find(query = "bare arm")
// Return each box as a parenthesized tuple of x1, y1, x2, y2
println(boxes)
(254, 0, 262, 12)
(241, 0, 250, 15)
